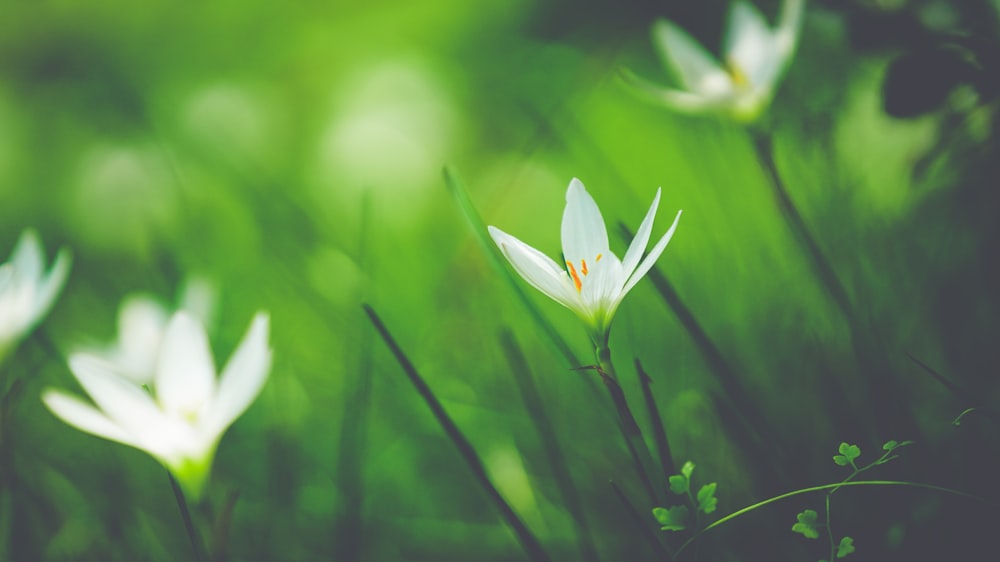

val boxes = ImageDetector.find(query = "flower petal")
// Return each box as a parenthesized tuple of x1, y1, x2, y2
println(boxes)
(724, 1, 779, 88)
(622, 209, 682, 296)
(10, 229, 43, 282)
(69, 353, 185, 460)
(773, 0, 805, 67)
(488, 226, 582, 311)
(42, 389, 140, 448)
(561, 178, 610, 263)
(620, 70, 728, 113)
(621, 188, 661, 277)
(32, 247, 71, 324)
(155, 312, 217, 418)
(204, 312, 272, 436)
(652, 19, 732, 96)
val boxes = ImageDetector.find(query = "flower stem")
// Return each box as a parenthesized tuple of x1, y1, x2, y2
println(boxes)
(168, 471, 207, 562)
(595, 342, 667, 505)
(365, 305, 553, 562)
(674, 480, 994, 559)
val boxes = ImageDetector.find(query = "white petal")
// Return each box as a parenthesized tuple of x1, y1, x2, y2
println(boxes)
(204, 312, 272, 436)
(42, 389, 140, 448)
(561, 179, 610, 263)
(773, 0, 805, 67)
(621, 188, 661, 277)
(724, 1, 779, 88)
(69, 354, 183, 459)
(32, 247, 71, 324)
(10, 229, 43, 283)
(621, 70, 729, 113)
(488, 226, 583, 311)
(652, 19, 732, 96)
(622, 210, 682, 296)
(113, 295, 170, 383)
(178, 276, 216, 328)
(155, 312, 217, 417)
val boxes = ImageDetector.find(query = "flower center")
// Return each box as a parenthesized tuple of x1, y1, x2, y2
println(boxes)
(725, 58, 750, 90)
(566, 254, 602, 293)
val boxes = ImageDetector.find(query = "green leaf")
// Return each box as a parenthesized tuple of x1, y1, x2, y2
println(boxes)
(791, 509, 820, 539)
(837, 536, 856, 558)
(652, 505, 689, 531)
(669, 474, 689, 495)
(696, 483, 718, 514)
(833, 442, 861, 466)
(882, 439, 914, 452)
(681, 461, 695, 479)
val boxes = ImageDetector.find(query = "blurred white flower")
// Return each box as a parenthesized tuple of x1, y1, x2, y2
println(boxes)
(488, 178, 681, 340)
(0, 229, 72, 363)
(86, 277, 217, 385)
(624, 0, 804, 122)
(43, 311, 272, 500)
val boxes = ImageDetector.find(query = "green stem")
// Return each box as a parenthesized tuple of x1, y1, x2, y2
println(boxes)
(824, 493, 835, 562)
(365, 305, 553, 562)
(168, 471, 207, 562)
(594, 342, 666, 505)
(675, 480, 994, 559)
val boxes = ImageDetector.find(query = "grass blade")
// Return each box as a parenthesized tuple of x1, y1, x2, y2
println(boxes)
(609, 481, 674, 560)
(443, 166, 580, 369)
(364, 305, 552, 562)
(499, 329, 602, 562)
(906, 353, 1000, 426)
(634, 359, 676, 478)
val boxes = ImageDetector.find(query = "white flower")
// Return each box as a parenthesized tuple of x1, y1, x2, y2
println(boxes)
(0, 229, 72, 363)
(625, 0, 804, 122)
(488, 178, 681, 340)
(84, 277, 217, 385)
(43, 311, 272, 499)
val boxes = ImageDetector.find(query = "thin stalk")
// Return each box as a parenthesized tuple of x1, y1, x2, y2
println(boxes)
(824, 494, 835, 562)
(364, 305, 552, 562)
(209, 490, 240, 562)
(499, 329, 601, 562)
(595, 342, 667, 505)
(167, 471, 207, 562)
(616, 222, 787, 475)
(906, 353, 1000, 426)
(675, 480, 994, 559)
(610, 481, 674, 560)
(635, 359, 676, 477)
(443, 167, 584, 370)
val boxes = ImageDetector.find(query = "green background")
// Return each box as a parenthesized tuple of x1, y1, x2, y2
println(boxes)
(2, 0, 999, 560)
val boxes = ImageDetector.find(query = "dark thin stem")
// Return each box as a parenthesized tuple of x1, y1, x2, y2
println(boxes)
(824, 493, 836, 562)
(364, 305, 552, 562)
(167, 471, 207, 562)
(443, 166, 580, 368)
(595, 345, 666, 505)
(906, 353, 1000, 426)
(749, 131, 853, 315)
(610, 481, 674, 560)
(617, 222, 788, 480)
(499, 330, 601, 562)
(675, 480, 994, 558)
(635, 359, 676, 477)
(209, 489, 240, 562)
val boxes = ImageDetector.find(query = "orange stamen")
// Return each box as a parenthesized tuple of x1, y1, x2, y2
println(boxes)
(581, 259, 588, 275)
(595, 253, 603, 262)
(566, 261, 583, 292)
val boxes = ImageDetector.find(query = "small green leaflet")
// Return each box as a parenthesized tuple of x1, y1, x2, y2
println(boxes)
(833, 443, 861, 467)
(669, 461, 695, 495)
(837, 536, 856, 558)
(652, 505, 689, 531)
(697, 483, 718, 514)
(791, 509, 820, 539)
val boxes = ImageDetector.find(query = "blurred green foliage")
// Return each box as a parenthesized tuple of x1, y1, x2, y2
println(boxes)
(2, 0, 1000, 560)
